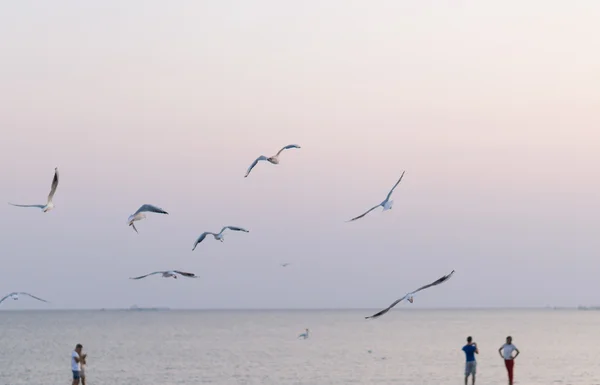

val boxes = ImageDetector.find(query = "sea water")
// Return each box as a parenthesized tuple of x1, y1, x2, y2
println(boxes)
(0, 309, 598, 385)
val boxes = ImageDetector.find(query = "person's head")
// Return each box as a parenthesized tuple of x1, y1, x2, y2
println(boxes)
(75, 344, 83, 354)
(506, 336, 512, 344)
(467, 336, 472, 343)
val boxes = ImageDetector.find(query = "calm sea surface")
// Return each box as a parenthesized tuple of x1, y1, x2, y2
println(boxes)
(0, 309, 598, 385)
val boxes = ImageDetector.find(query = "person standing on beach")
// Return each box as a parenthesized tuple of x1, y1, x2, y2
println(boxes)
(462, 336, 478, 385)
(498, 336, 520, 385)
(71, 344, 86, 385)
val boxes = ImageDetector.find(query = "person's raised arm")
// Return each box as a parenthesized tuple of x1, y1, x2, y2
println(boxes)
(73, 354, 81, 364)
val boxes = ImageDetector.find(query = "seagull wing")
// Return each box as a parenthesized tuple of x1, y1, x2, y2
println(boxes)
(410, 270, 456, 295)
(20, 292, 49, 303)
(8, 203, 45, 208)
(129, 271, 164, 280)
(192, 232, 211, 250)
(347, 204, 381, 222)
(0, 292, 17, 304)
(385, 171, 405, 202)
(244, 156, 268, 177)
(220, 226, 249, 234)
(174, 271, 198, 278)
(130, 222, 139, 234)
(275, 144, 301, 156)
(47, 168, 59, 203)
(134, 204, 168, 216)
(365, 294, 410, 319)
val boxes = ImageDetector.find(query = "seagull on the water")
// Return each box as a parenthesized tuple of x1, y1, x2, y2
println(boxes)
(129, 270, 199, 280)
(298, 328, 310, 339)
(347, 171, 405, 222)
(0, 292, 49, 305)
(280, 263, 291, 267)
(192, 226, 249, 250)
(365, 270, 455, 320)
(244, 144, 301, 177)
(127, 204, 168, 233)
(9, 168, 59, 212)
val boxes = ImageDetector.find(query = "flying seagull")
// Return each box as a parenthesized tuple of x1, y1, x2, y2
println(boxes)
(0, 292, 49, 305)
(127, 204, 168, 233)
(280, 263, 291, 267)
(347, 171, 405, 222)
(9, 168, 59, 212)
(244, 144, 301, 177)
(193, 226, 249, 250)
(365, 270, 455, 319)
(129, 270, 199, 280)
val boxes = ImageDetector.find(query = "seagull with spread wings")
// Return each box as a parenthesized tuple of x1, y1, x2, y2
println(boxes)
(0, 292, 49, 305)
(244, 144, 301, 177)
(193, 226, 249, 250)
(127, 204, 168, 233)
(129, 270, 198, 280)
(365, 270, 455, 319)
(347, 171, 405, 222)
(9, 168, 60, 212)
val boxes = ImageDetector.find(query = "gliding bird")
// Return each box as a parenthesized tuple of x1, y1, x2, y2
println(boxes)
(129, 270, 199, 280)
(127, 204, 168, 233)
(244, 144, 301, 177)
(347, 171, 405, 222)
(365, 270, 455, 319)
(9, 168, 59, 212)
(192, 226, 249, 250)
(0, 292, 49, 305)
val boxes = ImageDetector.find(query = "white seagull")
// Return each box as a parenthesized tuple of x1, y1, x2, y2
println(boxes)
(347, 171, 405, 222)
(365, 270, 455, 320)
(244, 144, 301, 177)
(0, 292, 49, 305)
(127, 204, 169, 233)
(192, 226, 249, 251)
(129, 270, 199, 280)
(298, 328, 310, 339)
(9, 168, 59, 212)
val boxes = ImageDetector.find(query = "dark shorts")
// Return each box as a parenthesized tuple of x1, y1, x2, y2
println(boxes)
(72, 370, 81, 380)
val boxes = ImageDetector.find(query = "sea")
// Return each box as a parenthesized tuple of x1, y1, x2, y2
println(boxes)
(0, 309, 598, 385)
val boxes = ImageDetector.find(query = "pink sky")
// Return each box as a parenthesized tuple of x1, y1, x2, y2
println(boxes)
(0, 0, 599, 309)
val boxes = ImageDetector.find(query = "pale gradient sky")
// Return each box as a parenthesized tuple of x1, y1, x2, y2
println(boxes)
(0, 1, 599, 309)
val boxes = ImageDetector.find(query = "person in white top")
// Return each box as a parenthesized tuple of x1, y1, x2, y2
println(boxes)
(71, 344, 86, 385)
(498, 336, 520, 385)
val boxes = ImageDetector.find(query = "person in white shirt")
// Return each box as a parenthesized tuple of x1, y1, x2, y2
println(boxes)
(498, 336, 520, 385)
(71, 344, 86, 385)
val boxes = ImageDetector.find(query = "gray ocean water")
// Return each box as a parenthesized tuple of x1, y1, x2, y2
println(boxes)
(0, 309, 598, 385)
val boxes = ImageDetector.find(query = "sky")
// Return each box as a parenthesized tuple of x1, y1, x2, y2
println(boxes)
(0, 0, 599, 310)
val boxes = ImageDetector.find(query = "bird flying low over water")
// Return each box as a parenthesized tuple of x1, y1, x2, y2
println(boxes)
(192, 226, 249, 251)
(365, 270, 455, 320)
(127, 204, 168, 233)
(244, 144, 301, 177)
(0, 292, 49, 305)
(129, 270, 198, 280)
(9, 168, 59, 212)
(347, 171, 405, 222)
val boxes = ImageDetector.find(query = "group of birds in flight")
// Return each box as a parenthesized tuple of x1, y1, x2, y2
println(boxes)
(3, 144, 455, 318)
